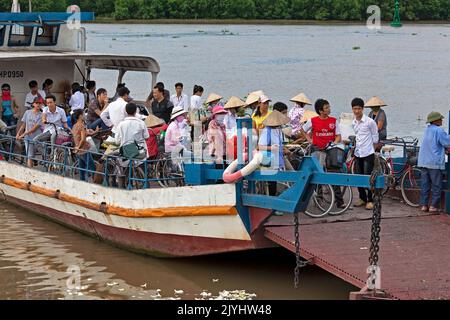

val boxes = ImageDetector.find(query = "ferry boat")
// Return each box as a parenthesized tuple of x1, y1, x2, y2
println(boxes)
(0, 3, 277, 257)
(0, 2, 382, 258)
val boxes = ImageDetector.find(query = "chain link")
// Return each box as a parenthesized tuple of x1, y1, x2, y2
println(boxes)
(294, 211, 301, 288)
(368, 154, 383, 288)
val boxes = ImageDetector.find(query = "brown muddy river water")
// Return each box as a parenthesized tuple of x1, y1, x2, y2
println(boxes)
(0, 203, 356, 300)
(1, 23, 449, 299)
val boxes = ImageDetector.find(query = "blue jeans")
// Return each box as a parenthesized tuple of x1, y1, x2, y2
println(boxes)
(420, 168, 443, 208)
(78, 152, 95, 181)
(87, 118, 108, 130)
(2, 114, 17, 127)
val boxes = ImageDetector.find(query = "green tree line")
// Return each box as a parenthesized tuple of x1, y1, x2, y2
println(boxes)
(0, 0, 449, 21)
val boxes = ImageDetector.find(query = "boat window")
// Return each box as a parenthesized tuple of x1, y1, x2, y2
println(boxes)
(35, 23, 60, 46)
(0, 25, 6, 46)
(8, 23, 34, 46)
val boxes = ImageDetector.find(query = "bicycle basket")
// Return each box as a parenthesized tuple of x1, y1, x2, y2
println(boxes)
(55, 131, 72, 145)
(406, 146, 419, 159)
(326, 146, 345, 169)
(407, 156, 418, 166)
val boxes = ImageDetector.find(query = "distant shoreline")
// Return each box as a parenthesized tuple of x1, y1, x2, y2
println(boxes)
(91, 18, 450, 26)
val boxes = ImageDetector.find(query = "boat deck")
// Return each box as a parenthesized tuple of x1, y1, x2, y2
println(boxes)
(264, 194, 450, 300)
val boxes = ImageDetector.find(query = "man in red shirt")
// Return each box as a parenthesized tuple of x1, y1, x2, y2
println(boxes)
(301, 99, 344, 208)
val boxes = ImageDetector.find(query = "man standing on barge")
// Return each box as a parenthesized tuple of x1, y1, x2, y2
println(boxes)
(418, 112, 450, 213)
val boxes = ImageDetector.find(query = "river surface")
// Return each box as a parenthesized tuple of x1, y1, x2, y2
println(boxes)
(0, 203, 356, 300)
(2, 23, 449, 300)
(86, 23, 450, 139)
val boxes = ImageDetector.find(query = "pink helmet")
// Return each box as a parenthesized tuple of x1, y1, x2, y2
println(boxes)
(212, 105, 227, 116)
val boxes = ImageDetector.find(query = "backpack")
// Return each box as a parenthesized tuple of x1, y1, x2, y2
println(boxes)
(149, 128, 166, 154)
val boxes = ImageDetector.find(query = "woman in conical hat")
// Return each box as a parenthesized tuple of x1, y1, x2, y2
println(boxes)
(288, 92, 312, 139)
(145, 114, 168, 160)
(205, 93, 223, 107)
(252, 94, 272, 135)
(258, 110, 291, 195)
(224, 96, 245, 138)
(365, 96, 388, 141)
(244, 90, 264, 117)
(207, 105, 228, 164)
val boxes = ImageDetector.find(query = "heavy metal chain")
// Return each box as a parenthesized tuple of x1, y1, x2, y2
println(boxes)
(368, 154, 383, 288)
(294, 211, 301, 289)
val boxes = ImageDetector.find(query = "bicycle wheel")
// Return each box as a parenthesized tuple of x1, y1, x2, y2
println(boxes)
(379, 157, 391, 195)
(328, 186, 353, 216)
(50, 148, 72, 175)
(351, 157, 390, 195)
(125, 165, 146, 190)
(161, 159, 185, 188)
(305, 184, 335, 218)
(400, 167, 422, 207)
(102, 160, 122, 188)
(153, 156, 168, 188)
(155, 158, 170, 187)
(71, 159, 100, 183)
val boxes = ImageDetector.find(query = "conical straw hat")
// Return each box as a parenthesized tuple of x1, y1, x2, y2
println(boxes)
(224, 96, 246, 109)
(206, 93, 223, 104)
(300, 110, 318, 123)
(365, 96, 387, 108)
(263, 110, 290, 127)
(245, 90, 265, 105)
(290, 92, 312, 105)
(145, 114, 165, 128)
(250, 90, 264, 96)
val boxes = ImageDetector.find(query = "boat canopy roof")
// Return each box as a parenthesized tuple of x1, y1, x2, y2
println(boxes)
(0, 51, 160, 73)
(0, 12, 95, 23)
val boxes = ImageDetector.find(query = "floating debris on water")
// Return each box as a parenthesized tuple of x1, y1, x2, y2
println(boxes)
(352, 46, 361, 50)
(411, 33, 418, 36)
(140, 283, 147, 288)
(212, 279, 219, 283)
(172, 36, 180, 39)
(106, 282, 118, 287)
(196, 290, 256, 300)
(174, 289, 184, 295)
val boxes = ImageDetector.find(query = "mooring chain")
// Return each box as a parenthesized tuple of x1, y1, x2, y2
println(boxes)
(368, 154, 383, 289)
(294, 211, 301, 288)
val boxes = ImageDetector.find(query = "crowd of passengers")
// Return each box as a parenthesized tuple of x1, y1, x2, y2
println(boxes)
(1, 80, 449, 213)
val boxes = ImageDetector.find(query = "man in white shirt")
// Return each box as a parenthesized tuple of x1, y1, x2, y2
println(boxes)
(351, 97, 379, 210)
(115, 102, 149, 159)
(25, 80, 46, 109)
(100, 87, 130, 133)
(33, 95, 69, 153)
(69, 83, 86, 112)
(170, 82, 189, 112)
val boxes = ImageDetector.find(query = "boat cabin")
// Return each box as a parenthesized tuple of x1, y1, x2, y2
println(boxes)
(0, 12, 159, 115)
